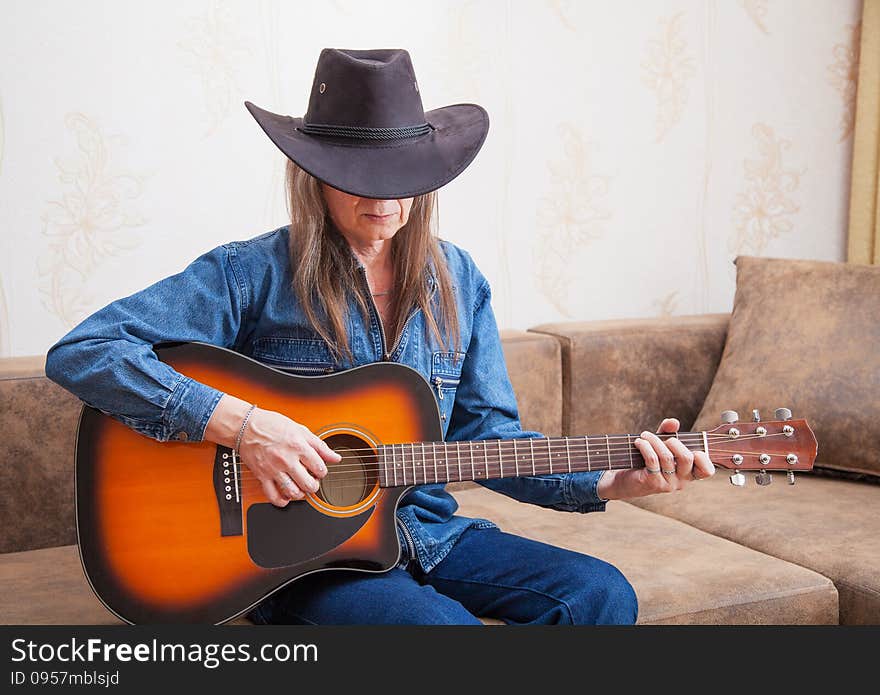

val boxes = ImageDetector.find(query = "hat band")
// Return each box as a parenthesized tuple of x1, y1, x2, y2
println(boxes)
(299, 121, 434, 140)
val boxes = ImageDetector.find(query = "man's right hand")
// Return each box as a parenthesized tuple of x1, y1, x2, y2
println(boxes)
(204, 393, 341, 507)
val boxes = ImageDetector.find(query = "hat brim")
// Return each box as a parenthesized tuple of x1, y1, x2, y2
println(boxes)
(244, 100, 489, 199)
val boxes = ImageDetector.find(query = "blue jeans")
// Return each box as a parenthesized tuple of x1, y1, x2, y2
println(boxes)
(248, 527, 638, 625)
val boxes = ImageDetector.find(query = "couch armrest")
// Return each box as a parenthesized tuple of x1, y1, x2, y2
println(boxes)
(528, 314, 729, 436)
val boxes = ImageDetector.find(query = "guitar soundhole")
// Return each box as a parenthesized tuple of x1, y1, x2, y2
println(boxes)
(317, 433, 378, 508)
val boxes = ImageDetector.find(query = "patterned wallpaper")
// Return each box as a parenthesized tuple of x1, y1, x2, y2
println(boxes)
(0, 0, 861, 357)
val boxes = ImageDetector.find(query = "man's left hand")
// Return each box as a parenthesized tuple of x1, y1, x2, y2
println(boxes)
(596, 418, 715, 500)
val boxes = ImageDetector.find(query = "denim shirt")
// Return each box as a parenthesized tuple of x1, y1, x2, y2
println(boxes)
(45, 225, 606, 573)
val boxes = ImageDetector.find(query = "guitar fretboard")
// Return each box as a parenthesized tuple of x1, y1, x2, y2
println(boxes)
(377, 433, 708, 487)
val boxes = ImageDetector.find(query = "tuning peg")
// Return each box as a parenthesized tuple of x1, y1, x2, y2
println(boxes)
(788, 471, 796, 485)
(756, 470, 772, 486)
(720, 410, 739, 423)
(729, 472, 746, 487)
(775, 407, 792, 421)
(752, 409, 761, 422)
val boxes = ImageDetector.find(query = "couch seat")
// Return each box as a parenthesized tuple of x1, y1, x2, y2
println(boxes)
(450, 485, 838, 624)
(0, 545, 251, 625)
(627, 472, 880, 624)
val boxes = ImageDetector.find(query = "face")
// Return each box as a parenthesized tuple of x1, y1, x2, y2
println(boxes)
(321, 182, 414, 244)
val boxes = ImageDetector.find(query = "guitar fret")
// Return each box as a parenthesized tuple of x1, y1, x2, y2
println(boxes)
(399, 444, 405, 485)
(530, 439, 536, 475)
(498, 440, 503, 478)
(565, 436, 572, 473)
(484, 443, 489, 479)
(547, 437, 553, 474)
(585, 435, 591, 471)
(417, 442, 424, 484)
(514, 439, 519, 476)
(605, 434, 612, 470)
(382, 446, 388, 486)
(470, 443, 476, 479)
(412, 442, 419, 484)
(429, 442, 436, 483)
(627, 434, 634, 469)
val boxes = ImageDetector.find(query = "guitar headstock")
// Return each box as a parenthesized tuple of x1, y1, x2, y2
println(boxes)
(704, 408, 817, 487)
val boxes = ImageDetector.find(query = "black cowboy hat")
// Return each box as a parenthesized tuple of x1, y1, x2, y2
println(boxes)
(244, 47, 490, 200)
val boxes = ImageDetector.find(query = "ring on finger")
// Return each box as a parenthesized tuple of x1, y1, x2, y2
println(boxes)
(661, 469, 676, 475)
(279, 474, 298, 491)
(645, 467, 662, 474)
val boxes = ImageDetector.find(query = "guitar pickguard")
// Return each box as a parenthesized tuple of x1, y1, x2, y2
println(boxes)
(246, 502, 374, 569)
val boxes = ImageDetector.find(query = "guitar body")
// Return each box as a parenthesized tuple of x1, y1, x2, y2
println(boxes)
(75, 341, 443, 624)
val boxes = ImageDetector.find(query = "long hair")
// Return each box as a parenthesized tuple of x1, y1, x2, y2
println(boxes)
(284, 159, 461, 365)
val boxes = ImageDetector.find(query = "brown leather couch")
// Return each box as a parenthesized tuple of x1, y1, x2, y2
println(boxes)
(5, 315, 870, 624)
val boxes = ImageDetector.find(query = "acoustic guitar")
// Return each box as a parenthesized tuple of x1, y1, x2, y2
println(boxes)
(74, 340, 818, 624)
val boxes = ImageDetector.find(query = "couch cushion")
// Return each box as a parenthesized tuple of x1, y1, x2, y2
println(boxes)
(499, 329, 562, 436)
(0, 358, 80, 554)
(627, 472, 880, 624)
(451, 486, 837, 624)
(0, 545, 255, 625)
(0, 545, 121, 624)
(529, 314, 728, 438)
(693, 255, 880, 479)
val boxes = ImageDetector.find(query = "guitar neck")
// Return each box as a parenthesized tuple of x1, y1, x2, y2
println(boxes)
(376, 432, 707, 487)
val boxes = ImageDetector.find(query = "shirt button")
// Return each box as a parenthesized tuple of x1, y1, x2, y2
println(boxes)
(173, 431, 188, 441)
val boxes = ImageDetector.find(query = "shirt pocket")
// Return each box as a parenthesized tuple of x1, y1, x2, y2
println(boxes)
(430, 350, 466, 420)
(251, 337, 336, 375)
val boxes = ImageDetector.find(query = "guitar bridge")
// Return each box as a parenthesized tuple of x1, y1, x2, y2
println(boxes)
(213, 446, 243, 536)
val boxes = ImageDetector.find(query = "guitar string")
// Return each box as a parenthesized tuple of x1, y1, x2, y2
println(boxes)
(229, 440, 797, 484)
(223, 435, 801, 496)
(220, 431, 781, 469)
(222, 431, 769, 459)
(228, 448, 794, 496)
(226, 431, 793, 479)
(230, 458, 799, 492)
(225, 433, 798, 493)
(226, 432, 734, 476)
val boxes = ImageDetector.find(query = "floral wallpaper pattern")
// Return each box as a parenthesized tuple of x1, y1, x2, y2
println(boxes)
(38, 113, 148, 328)
(534, 124, 612, 317)
(178, 0, 252, 138)
(730, 123, 804, 257)
(828, 21, 861, 143)
(739, 0, 770, 34)
(642, 12, 696, 143)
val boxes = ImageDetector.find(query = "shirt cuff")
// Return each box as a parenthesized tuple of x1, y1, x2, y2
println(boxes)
(563, 470, 608, 513)
(163, 375, 224, 443)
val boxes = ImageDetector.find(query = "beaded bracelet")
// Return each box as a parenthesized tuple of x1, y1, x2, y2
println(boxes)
(234, 404, 257, 455)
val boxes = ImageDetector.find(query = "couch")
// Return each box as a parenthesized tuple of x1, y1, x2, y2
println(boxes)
(1, 258, 876, 624)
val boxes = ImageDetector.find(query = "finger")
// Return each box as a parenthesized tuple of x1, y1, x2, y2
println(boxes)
(309, 432, 342, 467)
(640, 430, 676, 475)
(276, 469, 307, 500)
(666, 436, 695, 480)
(655, 418, 680, 434)
(691, 451, 716, 480)
(283, 457, 320, 496)
(296, 443, 329, 486)
(260, 477, 289, 508)
(633, 437, 669, 492)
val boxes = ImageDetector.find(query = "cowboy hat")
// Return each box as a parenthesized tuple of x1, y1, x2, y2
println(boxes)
(244, 47, 490, 200)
